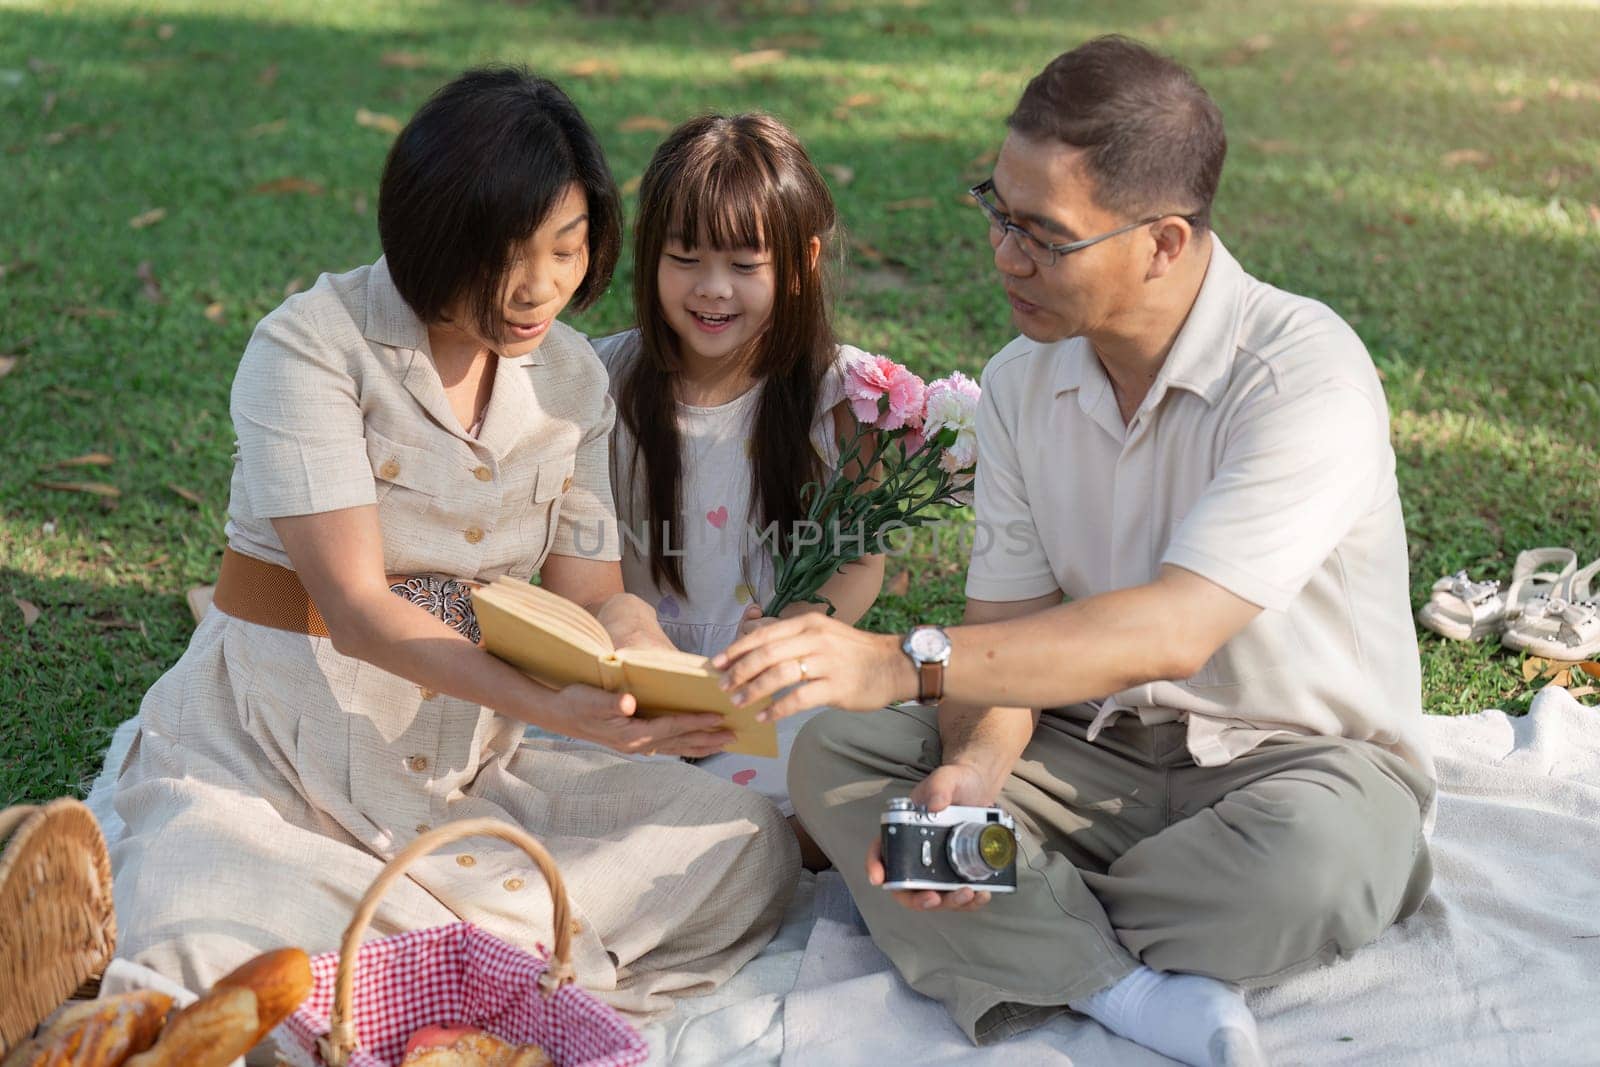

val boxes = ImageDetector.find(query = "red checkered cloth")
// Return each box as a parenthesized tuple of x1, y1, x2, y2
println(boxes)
(273, 922, 647, 1067)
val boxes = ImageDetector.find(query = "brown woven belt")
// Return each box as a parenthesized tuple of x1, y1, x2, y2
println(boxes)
(212, 547, 481, 642)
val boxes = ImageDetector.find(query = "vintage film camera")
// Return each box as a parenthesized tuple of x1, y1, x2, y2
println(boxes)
(879, 797, 1018, 893)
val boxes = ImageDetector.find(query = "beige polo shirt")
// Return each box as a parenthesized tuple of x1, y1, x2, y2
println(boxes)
(966, 237, 1432, 789)
(225, 257, 620, 578)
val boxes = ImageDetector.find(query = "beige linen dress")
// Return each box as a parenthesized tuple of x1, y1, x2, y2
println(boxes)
(109, 258, 799, 1019)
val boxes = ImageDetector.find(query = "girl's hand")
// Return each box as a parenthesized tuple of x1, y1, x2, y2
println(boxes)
(596, 592, 677, 652)
(735, 603, 781, 638)
(713, 613, 915, 721)
(544, 683, 735, 758)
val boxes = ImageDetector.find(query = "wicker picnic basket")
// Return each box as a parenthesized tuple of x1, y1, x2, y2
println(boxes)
(0, 797, 117, 1055)
(275, 818, 648, 1067)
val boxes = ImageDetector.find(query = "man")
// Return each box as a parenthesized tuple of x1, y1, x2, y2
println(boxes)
(714, 35, 1435, 1067)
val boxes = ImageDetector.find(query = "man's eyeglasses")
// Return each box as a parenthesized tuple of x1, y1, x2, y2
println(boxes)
(968, 179, 1202, 268)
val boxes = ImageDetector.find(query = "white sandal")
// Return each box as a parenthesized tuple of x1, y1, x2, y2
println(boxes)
(1502, 555, 1600, 660)
(1417, 547, 1577, 641)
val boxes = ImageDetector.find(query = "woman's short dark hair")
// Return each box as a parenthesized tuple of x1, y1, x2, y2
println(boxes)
(378, 66, 622, 337)
(1008, 36, 1226, 231)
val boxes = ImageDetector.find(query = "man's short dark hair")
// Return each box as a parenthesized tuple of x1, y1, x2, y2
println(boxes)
(1008, 36, 1226, 231)
(378, 66, 622, 337)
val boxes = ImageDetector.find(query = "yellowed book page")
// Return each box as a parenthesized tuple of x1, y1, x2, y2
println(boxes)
(479, 578, 613, 650)
(618, 648, 779, 758)
(473, 582, 608, 690)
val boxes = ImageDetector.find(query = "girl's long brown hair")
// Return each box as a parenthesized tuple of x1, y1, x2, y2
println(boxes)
(619, 113, 837, 596)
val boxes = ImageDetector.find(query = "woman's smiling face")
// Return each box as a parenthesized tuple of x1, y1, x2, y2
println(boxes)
(655, 231, 777, 368)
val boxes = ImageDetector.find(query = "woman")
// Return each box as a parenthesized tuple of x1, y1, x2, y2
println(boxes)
(110, 67, 798, 1019)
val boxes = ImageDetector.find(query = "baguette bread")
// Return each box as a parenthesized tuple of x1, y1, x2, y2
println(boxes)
(3, 991, 172, 1067)
(209, 948, 312, 1046)
(122, 988, 257, 1067)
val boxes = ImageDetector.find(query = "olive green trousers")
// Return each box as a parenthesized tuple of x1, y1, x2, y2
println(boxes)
(787, 705, 1434, 1045)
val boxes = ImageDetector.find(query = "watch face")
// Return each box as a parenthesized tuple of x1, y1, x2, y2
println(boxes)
(908, 626, 951, 661)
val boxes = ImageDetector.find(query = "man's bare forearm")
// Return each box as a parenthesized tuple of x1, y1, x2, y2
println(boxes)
(937, 698, 1040, 802)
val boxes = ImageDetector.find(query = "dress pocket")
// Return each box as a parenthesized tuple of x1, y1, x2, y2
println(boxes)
(365, 425, 450, 505)
(523, 454, 576, 568)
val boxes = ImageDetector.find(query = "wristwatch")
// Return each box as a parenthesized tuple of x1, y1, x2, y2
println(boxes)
(901, 625, 952, 704)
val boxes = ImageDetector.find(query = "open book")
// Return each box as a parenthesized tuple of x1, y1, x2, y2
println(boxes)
(473, 577, 779, 758)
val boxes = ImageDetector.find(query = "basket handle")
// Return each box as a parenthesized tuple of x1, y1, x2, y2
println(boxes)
(320, 818, 575, 1067)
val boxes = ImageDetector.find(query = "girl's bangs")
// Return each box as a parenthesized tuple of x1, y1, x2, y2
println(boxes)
(662, 158, 771, 252)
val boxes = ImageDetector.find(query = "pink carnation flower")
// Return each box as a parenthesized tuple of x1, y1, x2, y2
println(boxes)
(844, 353, 926, 432)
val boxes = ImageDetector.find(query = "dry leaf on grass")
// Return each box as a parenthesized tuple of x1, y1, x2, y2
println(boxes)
(886, 197, 936, 212)
(12, 597, 41, 627)
(353, 193, 369, 216)
(257, 63, 279, 87)
(1522, 656, 1549, 681)
(1586, 204, 1600, 226)
(564, 57, 620, 79)
(850, 238, 885, 263)
(36, 480, 120, 497)
(885, 569, 910, 597)
(832, 92, 880, 119)
(54, 452, 113, 468)
(136, 260, 164, 303)
(246, 118, 288, 137)
(731, 48, 786, 71)
(1251, 139, 1296, 155)
(1441, 148, 1492, 168)
(756, 32, 821, 49)
(1494, 98, 1526, 115)
(824, 164, 855, 186)
(621, 175, 642, 195)
(251, 176, 325, 196)
(380, 50, 428, 69)
(355, 107, 402, 134)
(0, 356, 18, 379)
(167, 484, 203, 505)
(1222, 33, 1274, 66)
(129, 207, 167, 229)
(203, 301, 226, 323)
(156, 23, 175, 40)
(87, 611, 146, 635)
(619, 115, 672, 133)
(64, 306, 118, 319)
(283, 276, 304, 297)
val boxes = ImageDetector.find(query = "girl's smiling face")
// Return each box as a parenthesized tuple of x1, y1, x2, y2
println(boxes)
(656, 233, 777, 370)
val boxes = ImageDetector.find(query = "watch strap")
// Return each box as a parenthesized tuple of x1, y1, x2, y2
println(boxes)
(918, 659, 944, 703)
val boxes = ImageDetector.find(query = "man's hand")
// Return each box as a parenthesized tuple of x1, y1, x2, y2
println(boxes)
(866, 762, 1003, 913)
(713, 612, 915, 720)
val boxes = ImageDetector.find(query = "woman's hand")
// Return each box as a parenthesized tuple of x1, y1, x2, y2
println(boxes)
(713, 612, 915, 721)
(543, 683, 736, 758)
(596, 592, 677, 652)
(866, 763, 999, 913)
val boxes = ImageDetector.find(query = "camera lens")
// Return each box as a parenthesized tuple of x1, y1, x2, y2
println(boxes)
(948, 821, 1016, 881)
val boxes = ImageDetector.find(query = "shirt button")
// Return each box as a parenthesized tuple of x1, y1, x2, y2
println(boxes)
(464, 526, 484, 544)
(380, 459, 401, 479)
(560, 475, 573, 493)
(457, 854, 476, 868)
(503, 877, 524, 892)
(415, 823, 431, 834)
(407, 755, 428, 773)
(474, 465, 492, 482)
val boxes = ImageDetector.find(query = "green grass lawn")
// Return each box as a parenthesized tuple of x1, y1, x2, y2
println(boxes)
(2, 0, 1598, 805)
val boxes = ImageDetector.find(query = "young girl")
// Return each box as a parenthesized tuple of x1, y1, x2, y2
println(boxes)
(592, 113, 884, 826)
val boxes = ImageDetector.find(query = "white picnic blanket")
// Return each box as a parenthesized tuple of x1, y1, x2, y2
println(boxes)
(85, 686, 1600, 1065)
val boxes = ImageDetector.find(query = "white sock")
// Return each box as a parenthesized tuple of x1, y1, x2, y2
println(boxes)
(1068, 965, 1266, 1067)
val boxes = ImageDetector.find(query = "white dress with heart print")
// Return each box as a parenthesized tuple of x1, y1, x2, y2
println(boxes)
(592, 329, 864, 815)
